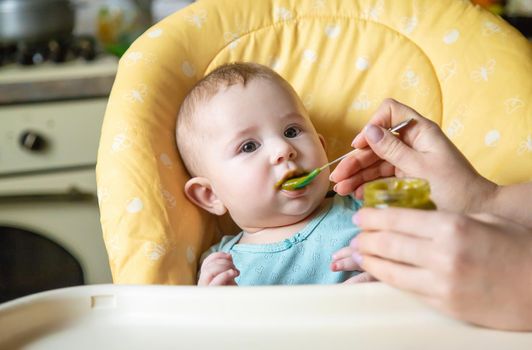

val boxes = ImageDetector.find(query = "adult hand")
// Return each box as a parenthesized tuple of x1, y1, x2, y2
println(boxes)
(351, 207, 532, 331)
(198, 252, 239, 286)
(330, 99, 496, 213)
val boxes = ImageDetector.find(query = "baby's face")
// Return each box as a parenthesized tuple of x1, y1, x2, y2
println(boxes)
(197, 78, 330, 231)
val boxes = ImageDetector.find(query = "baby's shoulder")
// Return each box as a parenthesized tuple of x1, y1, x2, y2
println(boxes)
(332, 194, 363, 211)
(216, 233, 243, 253)
(201, 233, 243, 262)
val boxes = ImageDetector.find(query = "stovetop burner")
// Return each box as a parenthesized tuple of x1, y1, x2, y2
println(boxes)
(0, 35, 98, 67)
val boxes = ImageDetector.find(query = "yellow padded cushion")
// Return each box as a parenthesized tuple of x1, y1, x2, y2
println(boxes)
(96, 0, 532, 284)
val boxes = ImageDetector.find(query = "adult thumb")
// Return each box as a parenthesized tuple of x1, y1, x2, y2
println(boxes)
(364, 124, 419, 170)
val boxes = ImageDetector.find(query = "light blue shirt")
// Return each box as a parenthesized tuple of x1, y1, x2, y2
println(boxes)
(210, 195, 362, 285)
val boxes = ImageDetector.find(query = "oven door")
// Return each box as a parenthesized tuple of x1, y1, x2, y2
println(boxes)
(0, 168, 112, 303)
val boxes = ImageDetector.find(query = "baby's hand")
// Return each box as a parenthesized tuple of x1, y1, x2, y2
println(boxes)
(330, 246, 363, 272)
(331, 246, 377, 284)
(198, 252, 240, 286)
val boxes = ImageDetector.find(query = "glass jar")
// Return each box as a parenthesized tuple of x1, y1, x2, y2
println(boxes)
(363, 178, 436, 210)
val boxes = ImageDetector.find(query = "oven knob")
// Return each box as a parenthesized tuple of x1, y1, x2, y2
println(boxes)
(19, 131, 47, 151)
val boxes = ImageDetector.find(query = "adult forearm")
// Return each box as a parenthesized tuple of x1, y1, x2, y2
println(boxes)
(482, 182, 532, 227)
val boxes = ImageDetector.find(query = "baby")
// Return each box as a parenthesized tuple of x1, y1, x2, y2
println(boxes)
(176, 62, 362, 286)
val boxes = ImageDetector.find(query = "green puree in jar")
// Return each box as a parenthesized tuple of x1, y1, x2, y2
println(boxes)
(363, 178, 436, 210)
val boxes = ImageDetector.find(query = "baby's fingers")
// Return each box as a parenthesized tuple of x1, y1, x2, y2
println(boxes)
(209, 269, 239, 286)
(199, 257, 237, 285)
(331, 246, 361, 271)
(203, 252, 232, 265)
(331, 256, 362, 272)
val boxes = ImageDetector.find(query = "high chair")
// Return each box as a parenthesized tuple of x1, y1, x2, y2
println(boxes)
(96, 0, 531, 285)
(1, 1, 531, 347)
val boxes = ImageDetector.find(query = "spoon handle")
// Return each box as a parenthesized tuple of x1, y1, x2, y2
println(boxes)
(319, 118, 414, 171)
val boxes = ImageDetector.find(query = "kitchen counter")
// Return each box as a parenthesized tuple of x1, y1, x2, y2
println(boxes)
(0, 56, 118, 105)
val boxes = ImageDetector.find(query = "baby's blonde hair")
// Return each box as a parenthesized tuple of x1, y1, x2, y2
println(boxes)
(176, 62, 294, 176)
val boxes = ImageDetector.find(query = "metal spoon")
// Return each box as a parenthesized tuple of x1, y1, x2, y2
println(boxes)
(280, 118, 414, 191)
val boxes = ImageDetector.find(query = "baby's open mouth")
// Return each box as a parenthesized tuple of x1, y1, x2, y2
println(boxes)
(275, 169, 308, 189)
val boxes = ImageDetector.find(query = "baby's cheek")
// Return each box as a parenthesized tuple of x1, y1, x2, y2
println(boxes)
(224, 172, 265, 203)
(243, 177, 271, 205)
(220, 163, 273, 208)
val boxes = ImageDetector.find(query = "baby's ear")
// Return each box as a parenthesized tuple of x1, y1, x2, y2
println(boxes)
(184, 177, 227, 216)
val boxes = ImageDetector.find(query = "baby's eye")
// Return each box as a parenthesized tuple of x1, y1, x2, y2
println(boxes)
(284, 126, 301, 138)
(240, 141, 260, 153)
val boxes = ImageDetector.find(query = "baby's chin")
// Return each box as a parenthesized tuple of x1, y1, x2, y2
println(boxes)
(280, 183, 329, 212)
(239, 199, 327, 230)
(231, 180, 330, 229)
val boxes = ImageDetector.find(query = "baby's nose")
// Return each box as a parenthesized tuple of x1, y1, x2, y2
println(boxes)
(271, 142, 296, 164)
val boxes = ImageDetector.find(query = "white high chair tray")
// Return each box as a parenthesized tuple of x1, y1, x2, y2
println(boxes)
(0, 283, 530, 349)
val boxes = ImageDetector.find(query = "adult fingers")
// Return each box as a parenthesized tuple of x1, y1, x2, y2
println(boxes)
(354, 185, 364, 199)
(329, 148, 381, 183)
(468, 212, 510, 226)
(363, 125, 424, 176)
(332, 246, 355, 260)
(360, 254, 436, 297)
(332, 160, 395, 196)
(355, 207, 455, 239)
(342, 272, 377, 284)
(352, 98, 425, 148)
(354, 231, 436, 268)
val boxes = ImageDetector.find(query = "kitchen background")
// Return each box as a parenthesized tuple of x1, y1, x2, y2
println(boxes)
(0, 0, 194, 303)
(0, 0, 530, 303)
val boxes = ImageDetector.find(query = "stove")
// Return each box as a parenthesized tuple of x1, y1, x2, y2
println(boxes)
(0, 45, 116, 105)
(0, 34, 97, 66)
(0, 54, 117, 302)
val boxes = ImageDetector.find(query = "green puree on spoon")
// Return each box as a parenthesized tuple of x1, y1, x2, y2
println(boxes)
(280, 118, 414, 191)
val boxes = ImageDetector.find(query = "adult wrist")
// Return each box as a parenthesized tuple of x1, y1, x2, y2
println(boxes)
(510, 231, 532, 331)
(464, 175, 499, 214)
